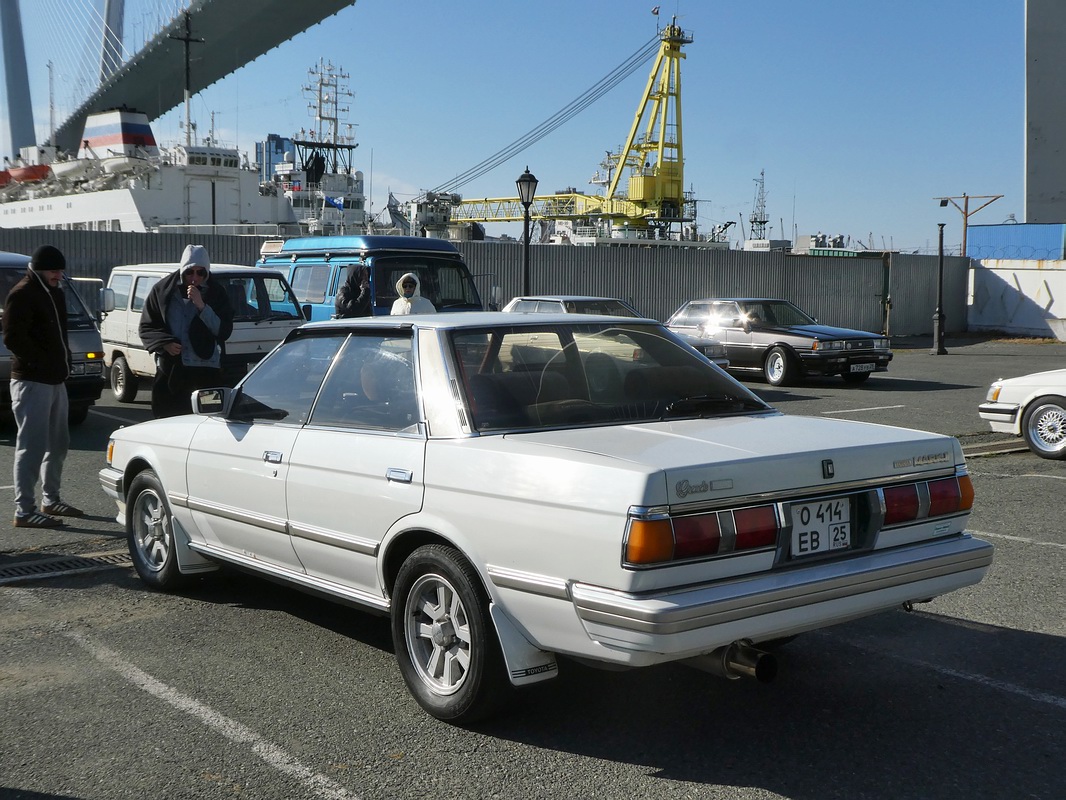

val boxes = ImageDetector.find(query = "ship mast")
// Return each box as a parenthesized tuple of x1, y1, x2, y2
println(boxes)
(168, 11, 203, 147)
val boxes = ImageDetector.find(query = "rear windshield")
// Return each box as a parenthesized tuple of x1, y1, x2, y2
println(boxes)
(371, 256, 481, 311)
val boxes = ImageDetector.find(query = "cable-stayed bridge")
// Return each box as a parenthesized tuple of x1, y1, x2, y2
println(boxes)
(0, 0, 355, 156)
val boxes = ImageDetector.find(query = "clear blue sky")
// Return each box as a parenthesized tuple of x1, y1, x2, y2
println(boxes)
(8, 0, 1024, 252)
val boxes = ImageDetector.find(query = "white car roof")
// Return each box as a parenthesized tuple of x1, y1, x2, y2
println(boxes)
(301, 311, 656, 332)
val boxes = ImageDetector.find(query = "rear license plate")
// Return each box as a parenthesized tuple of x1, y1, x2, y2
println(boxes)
(791, 497, 851, 557)
(850, 362, 876, 373)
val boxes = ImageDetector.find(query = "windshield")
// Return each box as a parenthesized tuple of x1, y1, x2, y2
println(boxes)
(450, 322, 769, 432)
(213, 274, 304, 322)
(372, 256, 481, 311)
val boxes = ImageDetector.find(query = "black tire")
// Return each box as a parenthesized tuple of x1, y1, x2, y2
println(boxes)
(392, 544, 511, 723)
(1022, 395, 1066, 459)
(842, 371, 871, 385)
(68, 403, 90, 425)
(763, 347, 797, 387)
(111, 356, 139, 402)
(126, 469, 186, 589)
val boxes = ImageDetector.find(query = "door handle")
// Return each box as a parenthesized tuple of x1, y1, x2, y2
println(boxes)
(263, 451, 283, 464)
(386, 468, 413, 483)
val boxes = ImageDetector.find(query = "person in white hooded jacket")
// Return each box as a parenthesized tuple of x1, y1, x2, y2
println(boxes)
(390, 272, 436, 315)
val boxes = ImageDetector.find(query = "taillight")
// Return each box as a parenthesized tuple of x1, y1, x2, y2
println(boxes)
(733, 506, 778, 549)
(626, 504, 779, 566)
(883, 474, 973, 526)
(673, 514, 721, 558)
(884, 484, 920, 524)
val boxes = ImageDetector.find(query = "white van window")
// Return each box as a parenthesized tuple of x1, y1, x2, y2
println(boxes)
(131, 277, 160, 312)
(109, 274, 133, 311)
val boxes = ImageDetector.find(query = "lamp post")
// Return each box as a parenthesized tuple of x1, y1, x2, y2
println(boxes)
(933, 193, 1003, 257)
(516, 167, 538, 295)
(931, 222, 948, 355)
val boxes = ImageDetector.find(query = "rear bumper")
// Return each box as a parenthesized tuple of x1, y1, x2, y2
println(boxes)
(568, 534, 992, 662)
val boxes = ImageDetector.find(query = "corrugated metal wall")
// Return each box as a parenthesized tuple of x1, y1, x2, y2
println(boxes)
(456, 243, 970, 336)
(0, 229, 968, 336)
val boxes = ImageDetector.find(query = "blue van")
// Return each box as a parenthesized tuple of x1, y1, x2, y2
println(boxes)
(259, 235, 483, 321)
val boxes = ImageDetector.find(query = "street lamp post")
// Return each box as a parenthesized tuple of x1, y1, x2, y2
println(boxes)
(931, 222, 948, 355)
(516, 167, 538, 295)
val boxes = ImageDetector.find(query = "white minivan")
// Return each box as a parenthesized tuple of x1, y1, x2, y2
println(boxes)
(100, 264, 305, 402)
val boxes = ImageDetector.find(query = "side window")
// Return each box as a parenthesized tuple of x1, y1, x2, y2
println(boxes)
(289, 264, 332, 304)
(109, 274, 133, 311)
(231, 334, 343, 425)
(310, 334, 417, 431)
(510, 300, 537, 313)
(131, 277, 159, 312)
(709, 302, 741, 327)
(537, 301, 565, 313)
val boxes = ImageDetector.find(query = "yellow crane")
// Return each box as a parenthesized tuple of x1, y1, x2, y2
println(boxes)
(450, 18, 695, 239)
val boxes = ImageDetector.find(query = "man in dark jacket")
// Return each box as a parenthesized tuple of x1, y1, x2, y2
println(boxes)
(139, 245, 234, 418)
(2, 245, 82, 527)
(334, 264, 372, 318)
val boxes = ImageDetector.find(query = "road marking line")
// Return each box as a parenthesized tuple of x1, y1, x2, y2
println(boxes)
(821, 405, 906, 415)
(821, 631, 1066, 711)
(969, 469, 1066, 482)
(66, 631, 361, 800)
(90, 408, 143, 425)
(968, 529, 1066, 550)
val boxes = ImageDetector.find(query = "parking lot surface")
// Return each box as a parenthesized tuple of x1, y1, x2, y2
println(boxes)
(1, 334, 1063, 800)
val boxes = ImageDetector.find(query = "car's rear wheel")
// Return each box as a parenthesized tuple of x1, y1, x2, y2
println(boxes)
(127, 469, 186, 589)
(764, 347, 797, 386)
(1022, 395, 1066, 459)
(111, 356, 139, 402)
(842, 371, 871, 384)
(392, 544, 511, 723)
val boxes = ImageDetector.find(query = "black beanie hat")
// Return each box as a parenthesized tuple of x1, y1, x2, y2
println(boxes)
(30, 245, 66, 271)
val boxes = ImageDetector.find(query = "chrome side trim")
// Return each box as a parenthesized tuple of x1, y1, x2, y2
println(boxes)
(571, 535, 993, 636)
(183, 496, 288, 535)
(288, 523, 379, 556)
(487, 565, 570, 601)
(186, 540, 390, 612)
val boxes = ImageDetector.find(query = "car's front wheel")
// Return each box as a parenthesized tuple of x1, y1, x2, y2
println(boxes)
(392, 544, 511, 723)
(764, 347, 797, 386)
(127, 469, 186, 589)
(1022, 395, 1066, 459)
(111, 356, 139, 402)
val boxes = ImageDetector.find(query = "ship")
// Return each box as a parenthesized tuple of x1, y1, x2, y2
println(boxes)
(258, 60, 369, 237)
(0, 108, 298, 234)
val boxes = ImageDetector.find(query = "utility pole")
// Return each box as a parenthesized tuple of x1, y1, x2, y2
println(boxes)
(933, 193, 1003, 257)
(168, 11, 203, 147)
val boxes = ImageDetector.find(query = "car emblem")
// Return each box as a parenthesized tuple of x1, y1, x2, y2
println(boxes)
(822, 459, 835, 479)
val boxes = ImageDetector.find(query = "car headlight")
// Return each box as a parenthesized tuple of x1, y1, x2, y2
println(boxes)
(873, 338, 891, 350)
(986, 384, 1002, 402)
(701, 343, 726, 358)
(814, 340, 845, 351)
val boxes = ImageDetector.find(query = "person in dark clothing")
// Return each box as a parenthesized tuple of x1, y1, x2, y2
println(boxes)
(3, 245, 82, 527)
(334, 264, 372, 318)
(139, 245, 234, 418)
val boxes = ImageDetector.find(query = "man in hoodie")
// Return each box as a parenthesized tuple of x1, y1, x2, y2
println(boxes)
(3, 245, 82, 528)
(390, 272, 436, 315)
(139, 245, 234, 418)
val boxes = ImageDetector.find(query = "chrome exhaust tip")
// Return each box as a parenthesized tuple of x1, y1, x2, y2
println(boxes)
(685, 641, 778, 683)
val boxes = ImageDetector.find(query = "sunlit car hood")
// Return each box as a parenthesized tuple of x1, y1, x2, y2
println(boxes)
(507, 414, 960, 501)
(758, 323, 882, 340)
(995, 367, 1066, 387)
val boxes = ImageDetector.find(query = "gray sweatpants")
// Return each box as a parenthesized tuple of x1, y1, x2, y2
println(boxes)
(11, 380, 70, 518)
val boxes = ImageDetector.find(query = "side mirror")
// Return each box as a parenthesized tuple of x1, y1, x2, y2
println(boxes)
(99, 287, 116, 315)
(193, 387, 232, 416)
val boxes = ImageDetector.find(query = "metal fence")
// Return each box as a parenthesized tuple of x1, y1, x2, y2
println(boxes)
(0, 229, 969, 336)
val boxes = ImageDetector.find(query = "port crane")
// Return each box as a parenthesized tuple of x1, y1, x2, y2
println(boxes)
(447, 18, 695, 240)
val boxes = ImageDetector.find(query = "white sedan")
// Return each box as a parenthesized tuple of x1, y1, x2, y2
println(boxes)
(979, 368, 1066, 458)
(101, 313, 992, 723)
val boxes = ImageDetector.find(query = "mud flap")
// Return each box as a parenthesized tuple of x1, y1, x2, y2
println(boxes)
(173, 518, 221, 574)
(489, 602, 559, 686)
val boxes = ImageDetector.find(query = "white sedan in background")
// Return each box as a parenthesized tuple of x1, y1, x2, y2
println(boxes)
(101, 313, 992, 723)
(979, 368, 1066, 458)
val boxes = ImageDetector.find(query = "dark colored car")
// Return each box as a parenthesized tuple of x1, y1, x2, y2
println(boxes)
(666, 297, 892, 386)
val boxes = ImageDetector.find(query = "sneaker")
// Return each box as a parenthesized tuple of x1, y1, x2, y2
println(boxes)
(14, 512, 64, 528)
(42, 501, 84, 517)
